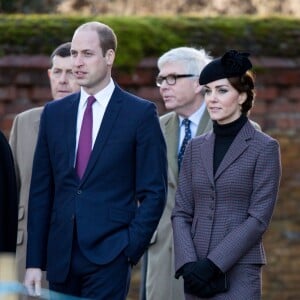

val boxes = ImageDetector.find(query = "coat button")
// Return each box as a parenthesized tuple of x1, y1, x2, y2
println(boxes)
(77, 190, 82, 195)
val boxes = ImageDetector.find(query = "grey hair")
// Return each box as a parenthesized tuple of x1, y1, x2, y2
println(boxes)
(157, 47, 212, 76)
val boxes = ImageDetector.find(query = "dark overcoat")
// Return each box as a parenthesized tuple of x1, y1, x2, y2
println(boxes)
(0, 130, 18, 253)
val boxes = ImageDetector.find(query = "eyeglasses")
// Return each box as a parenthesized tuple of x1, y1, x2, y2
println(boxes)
(156, 74, 198, 87)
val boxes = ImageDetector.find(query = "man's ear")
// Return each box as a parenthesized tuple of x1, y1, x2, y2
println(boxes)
(105, 49, 115, 66)
(194, 81, 202, 95)
(47, 69, 51, 79)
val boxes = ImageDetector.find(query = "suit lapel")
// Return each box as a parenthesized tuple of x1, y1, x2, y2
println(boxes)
(33, 109, 43, 134)
(65, 93, 81, 171)
(164, 109, 212, 182)
(81, 87, 123, 182)
(201, 132, 215, 186)
(195, 109, 214, 184)
(163, 113, 180, 179)
(214, 121, 253, 180)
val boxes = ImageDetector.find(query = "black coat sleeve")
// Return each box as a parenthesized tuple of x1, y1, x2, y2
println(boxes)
(0, 130, 18, 253)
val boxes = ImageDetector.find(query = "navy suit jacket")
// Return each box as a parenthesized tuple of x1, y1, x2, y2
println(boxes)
(26, 84, 167, 282)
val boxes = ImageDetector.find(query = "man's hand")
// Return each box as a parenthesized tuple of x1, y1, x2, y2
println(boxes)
(24, 268, 42, 297)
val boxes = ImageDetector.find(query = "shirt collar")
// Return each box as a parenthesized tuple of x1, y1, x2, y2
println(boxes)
(178, 101, 206, 127)
(79, 78, 115, 109)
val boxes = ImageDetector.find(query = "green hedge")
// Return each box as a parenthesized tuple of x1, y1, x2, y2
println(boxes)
(0, 15, 299, 69)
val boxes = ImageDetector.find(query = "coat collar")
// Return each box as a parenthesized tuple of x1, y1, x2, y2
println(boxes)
(161, 112, 180, 179)
(161, 109, 212, 180)
(201, 120, 256, 184)
(64, 92, 81, 173)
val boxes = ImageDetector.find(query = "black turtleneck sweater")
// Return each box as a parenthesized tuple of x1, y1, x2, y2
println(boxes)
(213, 114, 248, 175)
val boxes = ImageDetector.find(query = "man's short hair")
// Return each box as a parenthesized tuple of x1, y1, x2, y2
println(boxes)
(50, 42, 71, 66)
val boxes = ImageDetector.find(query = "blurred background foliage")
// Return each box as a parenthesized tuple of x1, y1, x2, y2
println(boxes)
(0, 0, 300, 16)
(0, 14, 299, 70)
(0, 0, 299, 70)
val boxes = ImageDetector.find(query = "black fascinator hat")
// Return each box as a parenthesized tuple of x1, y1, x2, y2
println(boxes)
(199, 50, 252, 85)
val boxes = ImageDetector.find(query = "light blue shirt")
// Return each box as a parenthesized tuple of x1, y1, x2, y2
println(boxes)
(178, 102, 206, 152)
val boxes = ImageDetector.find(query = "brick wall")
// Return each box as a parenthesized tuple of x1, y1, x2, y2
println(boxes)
(0, 55, 299, 300)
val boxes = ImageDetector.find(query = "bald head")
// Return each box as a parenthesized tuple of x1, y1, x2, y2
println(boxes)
(73, 21, 117, 57)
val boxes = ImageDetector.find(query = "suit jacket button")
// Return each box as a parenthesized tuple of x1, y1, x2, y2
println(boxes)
(77, 190, 82, 195)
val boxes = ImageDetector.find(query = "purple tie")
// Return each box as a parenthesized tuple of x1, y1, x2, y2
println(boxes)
(76, 96, 96, 179)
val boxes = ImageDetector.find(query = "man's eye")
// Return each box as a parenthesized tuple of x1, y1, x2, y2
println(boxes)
(166, 75, 175, 81)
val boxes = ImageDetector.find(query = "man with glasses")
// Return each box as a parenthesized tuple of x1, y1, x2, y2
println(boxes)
(142, 47, 213, 300)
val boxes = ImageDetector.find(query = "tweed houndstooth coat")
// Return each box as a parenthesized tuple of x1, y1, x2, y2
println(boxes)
(172, 120, 281, 299)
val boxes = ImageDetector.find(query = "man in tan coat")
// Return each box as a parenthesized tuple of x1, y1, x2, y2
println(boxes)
(9, 42, 80, 294)
(143, 47, 213, 300)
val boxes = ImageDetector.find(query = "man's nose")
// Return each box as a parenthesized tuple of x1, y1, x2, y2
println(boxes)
(73, 55, 83, 66)
(58, 72, 69, 83)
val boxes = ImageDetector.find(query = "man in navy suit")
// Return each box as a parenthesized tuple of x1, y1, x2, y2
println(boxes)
(24, 21, 167, 300)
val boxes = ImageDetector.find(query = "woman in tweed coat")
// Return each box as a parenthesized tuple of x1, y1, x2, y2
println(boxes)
(171, 50, 281, 299)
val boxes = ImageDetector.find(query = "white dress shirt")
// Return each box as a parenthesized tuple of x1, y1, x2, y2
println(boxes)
(75, 79, 115, 157)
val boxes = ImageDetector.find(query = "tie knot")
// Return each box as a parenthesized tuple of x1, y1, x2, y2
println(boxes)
(87, 95, 96, 107)
(182, 118, 191, 128)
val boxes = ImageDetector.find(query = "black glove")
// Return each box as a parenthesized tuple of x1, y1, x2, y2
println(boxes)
(191, 272, 229, 298)
(182, 259, 221, 296)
